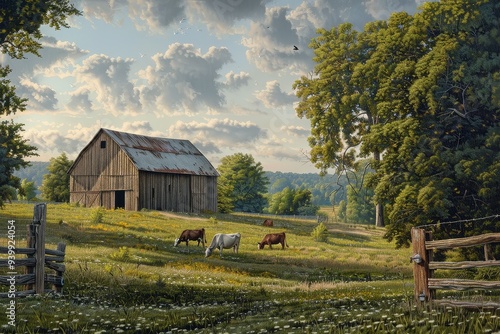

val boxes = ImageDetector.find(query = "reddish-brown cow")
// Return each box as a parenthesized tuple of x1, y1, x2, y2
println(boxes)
(262, 219, 273, 227)
(257, 232, 289, 250)
(174, 228, 206, 247)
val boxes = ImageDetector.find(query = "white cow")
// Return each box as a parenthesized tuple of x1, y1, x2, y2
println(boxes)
(205, 233, 241, 257)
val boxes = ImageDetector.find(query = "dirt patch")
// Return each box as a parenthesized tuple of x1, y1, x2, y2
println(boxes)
(327, 223, 384, 238)
(158, 211, 207, 221)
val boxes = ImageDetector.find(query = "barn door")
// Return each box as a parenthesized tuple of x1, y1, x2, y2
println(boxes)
(115, 190, 125, 209)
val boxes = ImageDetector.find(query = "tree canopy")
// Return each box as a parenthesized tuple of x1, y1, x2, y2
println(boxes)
(294, 0, 500, 247)
(217, 153, 269, 213)
(40, 152, 73, 202)
(0, 0, 81, 207)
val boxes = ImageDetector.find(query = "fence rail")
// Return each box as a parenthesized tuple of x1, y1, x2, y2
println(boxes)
(411, 227, 500, 308)
(0, 203, 66, 297)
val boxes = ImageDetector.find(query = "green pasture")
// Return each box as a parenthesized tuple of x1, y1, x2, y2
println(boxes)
(0, 203, 498, 333)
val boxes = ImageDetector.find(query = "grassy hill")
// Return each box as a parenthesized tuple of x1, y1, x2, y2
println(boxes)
(0, 203, 497, 333)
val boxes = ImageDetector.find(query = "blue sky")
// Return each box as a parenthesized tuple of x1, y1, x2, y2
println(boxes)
(3, 0, 424, 173)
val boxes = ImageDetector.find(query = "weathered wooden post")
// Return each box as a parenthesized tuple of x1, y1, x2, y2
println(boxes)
(411, 227, 432, 303)
(33, 203, 46, 294)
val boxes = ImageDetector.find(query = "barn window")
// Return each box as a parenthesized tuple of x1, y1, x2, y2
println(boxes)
(100, 140, 106, 148)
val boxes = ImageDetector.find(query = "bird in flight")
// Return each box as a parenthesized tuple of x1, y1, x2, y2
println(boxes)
(293, 45, 299, 50)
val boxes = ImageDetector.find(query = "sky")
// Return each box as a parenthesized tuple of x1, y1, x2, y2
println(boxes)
(2, 0, 425, 173)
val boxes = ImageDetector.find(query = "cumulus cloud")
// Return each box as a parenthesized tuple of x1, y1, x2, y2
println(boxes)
(223, 71, 250, 90)
(128, 0, 186, 32)
(186, 0, 268, 34)
(67, 89, 94, 114)
(18, 77, 58, 111)
(169, 118, 266, 151)
(281, 125, 310, 137)
(255, 80, 296, 108)
(138, 43, 233, 114)
(74, 54, 141, 115)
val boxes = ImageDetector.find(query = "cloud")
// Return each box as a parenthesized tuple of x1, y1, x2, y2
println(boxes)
(18, 77, 58, 111)
(223, 71, 250, 90)
(255, 80, 296, 108)
(281, 125, 310, 137)
(74, 54, 141, 115)
(186, 0, 268, 35)
(74, 0, 128, 23)
(169, 118, 266, 151)
(67, 89, 94, 114)
(138, 43, 233, 114)
(128, 0, 186, 32)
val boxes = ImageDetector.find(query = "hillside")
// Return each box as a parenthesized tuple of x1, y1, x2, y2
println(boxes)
(13, 161, 49, 188)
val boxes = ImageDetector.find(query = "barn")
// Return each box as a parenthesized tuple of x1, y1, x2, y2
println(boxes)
(67, 128, 219, 212)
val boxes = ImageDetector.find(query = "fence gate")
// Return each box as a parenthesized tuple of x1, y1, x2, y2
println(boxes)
(411, 227, 500, 308)
(0, 203, 66, 297)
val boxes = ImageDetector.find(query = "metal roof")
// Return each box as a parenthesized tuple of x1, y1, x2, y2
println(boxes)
(103, 128, 219, 176)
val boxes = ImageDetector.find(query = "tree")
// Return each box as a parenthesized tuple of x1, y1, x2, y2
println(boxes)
(18, 178, 37, 200)
(294, 12, 420, 227)
(268, 187, 319, 215)
(217, 153, 269, 213)
(295, 0, 499, 247)
(40, 153, 73, 202)
(0, 1, 81, 207)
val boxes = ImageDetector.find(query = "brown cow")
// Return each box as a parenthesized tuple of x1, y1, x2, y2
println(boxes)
(257, 232, 289, 250)
(262, 219, 273, 227)
(174, 229, 206, 247)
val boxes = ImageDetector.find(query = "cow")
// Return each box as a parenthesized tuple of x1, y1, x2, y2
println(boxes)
(262, 219, 273, 227)
(205, 233, 241, 257)
(174, 229, 206, 247)
(257, 232, 289, 250)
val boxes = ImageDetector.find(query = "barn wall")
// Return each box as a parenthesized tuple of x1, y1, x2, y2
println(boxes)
(69, 132, 139, 210)
(138, 172, 217, 213)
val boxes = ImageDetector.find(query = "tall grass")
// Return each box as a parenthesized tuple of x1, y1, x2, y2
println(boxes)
(0, 203, 498, 332)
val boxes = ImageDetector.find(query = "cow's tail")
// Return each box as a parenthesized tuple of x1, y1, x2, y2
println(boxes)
(202, 228, 207, 244)
(285, 232, 289, 248)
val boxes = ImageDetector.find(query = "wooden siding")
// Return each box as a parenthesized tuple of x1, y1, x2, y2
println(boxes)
(69, 132, 139, 211)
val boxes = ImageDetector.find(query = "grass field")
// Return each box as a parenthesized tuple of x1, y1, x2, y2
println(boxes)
(0, 202, 498, 333)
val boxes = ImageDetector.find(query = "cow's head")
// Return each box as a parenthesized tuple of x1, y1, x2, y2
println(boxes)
(173, 238, 180, 247)
(205, 247, 213, 257)
(257, 243, 264, 250)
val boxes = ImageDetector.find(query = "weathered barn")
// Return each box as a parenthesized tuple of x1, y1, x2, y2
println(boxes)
(68, 128, 219, 212)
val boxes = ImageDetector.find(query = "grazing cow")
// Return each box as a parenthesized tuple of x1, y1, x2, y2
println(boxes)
(174, 228, 206, 247)
(257, 232, 289, 250)
(205, 233, 241, 257)
(262, 219, 273, 227)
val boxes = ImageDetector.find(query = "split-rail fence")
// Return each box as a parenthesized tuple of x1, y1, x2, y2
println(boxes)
(0, 203, 66, 297)
(411, 227, 500, 308)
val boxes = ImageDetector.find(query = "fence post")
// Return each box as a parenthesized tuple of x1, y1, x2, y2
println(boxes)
(411, 227, 431, 303)
(33, 203, 47, 294)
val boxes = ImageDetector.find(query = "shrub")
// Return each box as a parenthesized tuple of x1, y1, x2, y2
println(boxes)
(90, 206, 105, 225)
(311, 222, 329, 242)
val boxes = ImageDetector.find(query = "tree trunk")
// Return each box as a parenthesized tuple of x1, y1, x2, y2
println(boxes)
(375, 202, 384, 227)
(373, 150, 385, 227)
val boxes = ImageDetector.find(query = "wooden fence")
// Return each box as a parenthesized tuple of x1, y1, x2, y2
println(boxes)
(0, 203, 66, 297)
(411, 227, 500, 308)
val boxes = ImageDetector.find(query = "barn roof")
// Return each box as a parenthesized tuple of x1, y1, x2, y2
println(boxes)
(70, 128, 219, 176)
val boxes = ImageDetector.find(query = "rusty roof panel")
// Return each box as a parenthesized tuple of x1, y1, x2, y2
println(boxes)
(103, 128, 219, 176)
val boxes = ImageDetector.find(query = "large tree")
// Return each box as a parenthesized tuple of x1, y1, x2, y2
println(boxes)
(0, 1, 81, 207)
(40, 152, 73, 202)
(295, 0, 499, 245)
(217, 153, 269, 213)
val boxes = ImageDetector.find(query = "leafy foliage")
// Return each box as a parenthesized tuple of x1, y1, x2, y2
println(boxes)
(217, 153, 269, 213)
(311, 222, 329, 242)
(18, 178, 37, 200)
(0, 1, 81, 208)
(39, 152, 73, 202)
(295, 0, 500, 245)
(267, 187, 319, 216)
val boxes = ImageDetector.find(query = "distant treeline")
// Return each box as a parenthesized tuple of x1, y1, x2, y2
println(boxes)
(15, 162, 347, 206)
(265, 171, 347, 206)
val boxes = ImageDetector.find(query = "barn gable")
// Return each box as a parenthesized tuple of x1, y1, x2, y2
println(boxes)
(68, 128, 218, 212)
